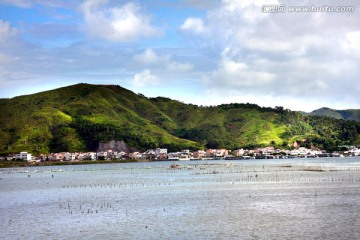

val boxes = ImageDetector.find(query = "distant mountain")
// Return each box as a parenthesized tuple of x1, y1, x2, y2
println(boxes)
(0, 84, 359, 155)
(309, 107, 360, 121)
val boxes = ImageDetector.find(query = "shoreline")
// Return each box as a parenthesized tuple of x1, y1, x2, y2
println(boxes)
(1, 155, 357, 169)
(0, 159, 146, 168)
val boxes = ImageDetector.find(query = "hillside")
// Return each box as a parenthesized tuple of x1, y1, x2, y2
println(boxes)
(309, 107, 360, 121)
(0, 84, 360, 155)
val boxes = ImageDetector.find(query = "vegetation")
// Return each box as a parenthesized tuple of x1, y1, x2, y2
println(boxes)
(0, 83, 359, 154)
(308, 107, 360, 121)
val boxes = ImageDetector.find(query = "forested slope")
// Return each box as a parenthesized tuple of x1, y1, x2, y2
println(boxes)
(0, 84, 359, 155)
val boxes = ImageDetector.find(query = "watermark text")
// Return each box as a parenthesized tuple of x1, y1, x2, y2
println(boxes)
(261, 4, 355, 13)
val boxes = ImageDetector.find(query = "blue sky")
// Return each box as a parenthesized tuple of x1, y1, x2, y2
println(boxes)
(0, 0, 360, 111)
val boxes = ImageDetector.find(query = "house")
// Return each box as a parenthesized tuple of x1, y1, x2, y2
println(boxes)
(64, 152, 76, 161)
(181, 149, 190, 154)
(254, 147, 275, 156)
(349, 148, 360, 156)
(14, 152, 32, 161)
(290, 149, 300, 156)
(157, 153, 168, 160)
(82, 152, 96, 160)
(193, 150, 206, 159)
(206, 149, 229, 157)
(129, 152, 142, 159)
(114, 151, 126, 159)
(168, 152, 181, 159)
(233, 149, 245, 157)
(155, 148, 167, 155)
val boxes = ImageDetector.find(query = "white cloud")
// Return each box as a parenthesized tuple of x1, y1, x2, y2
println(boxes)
(243, 38, 293, 53)
(180, 17, 205, 34)
(0, 20, 16, 44)
(131, 69, 159, 87)
(0, 0, 77, 8)
(134, 48, 169, 65)
(182, 0, 219, 9)
(205, 52, 275, 89)
(80, 0, 161, 42)
(186, 89, 337, 112)
(342, 31, 360, 56)
(0, 20, 17, 84)
(0, 0, 31, 8)
(134, 48, 193, 73)
(221, 0, 279, 21)
(166, 61, 193, 72)
(180, 0, 360, 109)
(222, 0, 279, 11)
(134, 48, 158, 64)
(2, 0, 360, 112)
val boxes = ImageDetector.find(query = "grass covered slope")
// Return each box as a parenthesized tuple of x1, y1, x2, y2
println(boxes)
(0, 84, 360, 155)
(0, 84, 200, 154)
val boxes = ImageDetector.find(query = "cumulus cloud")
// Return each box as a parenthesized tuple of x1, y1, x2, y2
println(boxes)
(80, 0, 161, 42)
(131, 69, 159, 87)
(205, 50, 275, 89)
(134, 48, 169, 65)
(2, 0, 360, 112)
(180, 17, 206, 34)
(221, 0, 280, 21)
(181, 0, 360, 109)
(134, 48, 193, 73)
(222, 0, 279, 10)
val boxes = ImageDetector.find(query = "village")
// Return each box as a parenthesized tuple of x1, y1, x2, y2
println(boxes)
(3, 145, 360, 163)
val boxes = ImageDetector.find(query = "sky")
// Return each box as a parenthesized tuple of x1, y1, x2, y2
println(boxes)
(0, 0, 359, 112)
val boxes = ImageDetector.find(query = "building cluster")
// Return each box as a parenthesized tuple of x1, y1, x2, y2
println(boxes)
(233, 147, 324, 158)
(3, 146, 360, 162)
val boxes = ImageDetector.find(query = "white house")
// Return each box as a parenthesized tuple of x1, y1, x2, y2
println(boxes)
(193, 150, 206, 159)
(15, 152, 32, 161)
(64, 152, 76, 161)
(155, 148, 167, 155)
(112, 151, 126, 159)
(129, 152, 142, 159)
(349, 148, 360, 156)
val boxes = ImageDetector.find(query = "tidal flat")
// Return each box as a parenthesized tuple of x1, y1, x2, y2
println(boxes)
(1, 158, 360, 239)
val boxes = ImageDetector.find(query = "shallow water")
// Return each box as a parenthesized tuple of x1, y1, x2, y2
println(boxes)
(1, 158, 360, 239)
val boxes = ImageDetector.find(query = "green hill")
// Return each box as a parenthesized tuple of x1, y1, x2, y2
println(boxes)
(310, 107, 360, 121)
(0, 84, 360, 155)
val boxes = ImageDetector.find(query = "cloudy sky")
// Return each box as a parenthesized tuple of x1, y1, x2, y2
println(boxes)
(0, 0, 359, 111)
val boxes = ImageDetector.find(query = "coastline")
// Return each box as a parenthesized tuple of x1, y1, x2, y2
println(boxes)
(0, 159, 144, 169)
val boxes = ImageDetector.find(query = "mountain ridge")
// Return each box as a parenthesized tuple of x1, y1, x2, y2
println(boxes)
(309, 107, 360, 121)
(0, 83, 359, 155)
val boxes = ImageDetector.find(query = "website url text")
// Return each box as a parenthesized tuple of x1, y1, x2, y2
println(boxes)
(261, 5, 355, 13)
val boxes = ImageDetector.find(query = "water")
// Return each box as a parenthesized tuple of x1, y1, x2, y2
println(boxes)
(1, 158, 360, 239)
